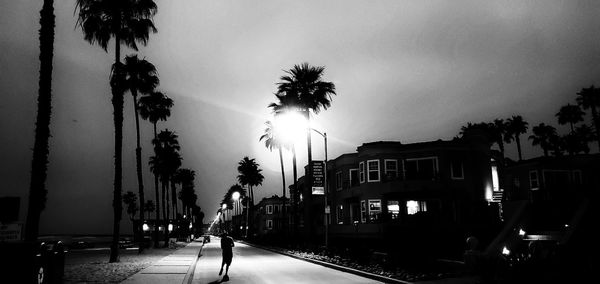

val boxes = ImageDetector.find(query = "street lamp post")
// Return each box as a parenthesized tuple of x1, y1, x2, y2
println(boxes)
(310, 128, 328, 249)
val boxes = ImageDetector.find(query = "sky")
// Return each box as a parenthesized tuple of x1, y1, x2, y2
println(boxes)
(1, 0, 599, 235)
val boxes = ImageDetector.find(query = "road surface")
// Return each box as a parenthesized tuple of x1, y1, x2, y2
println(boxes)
(192, 237, 383, 284)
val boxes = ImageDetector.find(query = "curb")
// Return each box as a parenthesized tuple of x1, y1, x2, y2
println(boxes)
(183, 241, 204, 284)
(238, 241, 412, 284)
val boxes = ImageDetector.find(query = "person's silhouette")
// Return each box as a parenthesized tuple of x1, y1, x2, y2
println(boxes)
(219, 232, 235, 279)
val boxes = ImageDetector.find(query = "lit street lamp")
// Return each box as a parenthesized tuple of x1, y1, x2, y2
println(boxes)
(274, 111, 330, 248)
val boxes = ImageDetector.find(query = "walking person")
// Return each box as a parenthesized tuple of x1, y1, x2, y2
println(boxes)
(219, 231, 235, 280)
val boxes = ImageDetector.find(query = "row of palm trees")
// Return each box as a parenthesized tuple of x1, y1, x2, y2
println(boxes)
(218, 157, 264, 234)
(460, 85, 599, 161)
(24, 0, 203, 264)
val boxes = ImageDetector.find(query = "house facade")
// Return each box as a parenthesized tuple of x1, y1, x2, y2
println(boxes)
(292, 131, 502, 257)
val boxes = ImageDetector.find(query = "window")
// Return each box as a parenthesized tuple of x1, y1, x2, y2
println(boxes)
(266, 204, 273, 214)
(405, 157, 438, 180)
(266, 219, 273, 230)
(336, 171, 343, 191)
(349, 169, 359, 187)
(529, 170, 539, 190)
(359, 162, 365, 183)
(387, 200, 400, 219)
(451, 161, 464, 180)
(406, 200, 427, 215)
(337, 205, 344, 224)
(384, 159, 398, 180)
(360, 200, 366, 223)
(274, 204, 279, 214)
(491, 165, 500, 191)
(368, 199, 382, 221)
(367, 160, 380, 182)
(572, 170, 582, 185)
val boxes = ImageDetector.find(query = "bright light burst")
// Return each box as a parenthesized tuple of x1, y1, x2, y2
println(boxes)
(273, 111, 307, 146)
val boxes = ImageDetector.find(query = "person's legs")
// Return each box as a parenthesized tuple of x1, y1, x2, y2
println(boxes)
(225, 262, 230, 276)
(219, 258, 225, 275)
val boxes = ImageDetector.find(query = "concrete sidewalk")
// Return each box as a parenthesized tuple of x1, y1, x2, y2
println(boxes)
(121, 241, 204, 284)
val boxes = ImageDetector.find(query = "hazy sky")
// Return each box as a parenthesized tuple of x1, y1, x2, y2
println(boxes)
(1, 0, 599, 235)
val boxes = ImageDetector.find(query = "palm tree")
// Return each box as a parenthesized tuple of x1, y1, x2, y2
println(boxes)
(237, 157, 264, 235)
(139, 91, 172, 247)
(122, 54, 159, 252)
(260, 121, 287, 200)
(506, 115, 529, 161)
(25, 0, 55, 243)
(529, 123, 557, 157)
(237, 157, 264, 205)
(275, 63, 336, 192)
(548, 133, 565, 156)
(576, 85, 600, 149)
(144, 200, 155, 216)
(556, 104, 585, 133)
(76, 0, 157, 263)
(122, 191, 138, 221)
(151, 129, 181, 247)
(491, 119, 508, 159)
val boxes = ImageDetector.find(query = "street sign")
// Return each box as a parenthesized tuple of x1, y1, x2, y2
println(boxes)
(0, 223, 22, 242)
(311, 161, 325, 195)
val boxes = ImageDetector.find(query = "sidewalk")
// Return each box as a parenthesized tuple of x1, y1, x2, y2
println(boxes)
(121, 241, 204, 284)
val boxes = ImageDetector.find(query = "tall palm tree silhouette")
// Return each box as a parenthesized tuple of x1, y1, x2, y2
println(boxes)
(139, 91, 172, 247)
(25, 0, 55, 242)
(490, 119, 508, 159)
(576, 86, 600, 149)
(529, 123, 557, 157)
(122, 54, 159, 252)
(176, 169, 197, 218)
(76, 0, 158, 263)
(237, 157, 264, 232)
(260, 121, 287, 200)
(275, 63, 336, 194)
(556, 104, 584, 134)
(506, 115, 529, 161)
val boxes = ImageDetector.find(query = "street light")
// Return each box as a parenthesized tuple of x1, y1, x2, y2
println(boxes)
(311, 128, 329, 249)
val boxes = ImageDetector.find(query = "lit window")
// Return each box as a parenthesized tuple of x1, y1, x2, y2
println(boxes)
(337, 205, 344, 224)
(406, 200, 427, 215)
(384, 159, 398, 180)
(451, 161, 464, 180)
(367, 160, 380, 182)
(359, 162, 365, 183)
(529, 170, 539, 190)
(266, 204, 273, 214)
(336, 171, 343, 191)
(360, 200, 366, 223)
(491, 165, 500, 191)
(387, 200, 400, 219)
(349, 169, 359, 187)
(368, 199, 382, 221)
(266, 219, 273, 229)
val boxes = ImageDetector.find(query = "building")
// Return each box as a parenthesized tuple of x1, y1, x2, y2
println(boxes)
(252, 195, 290, 240)
(292, 131, 502, 257)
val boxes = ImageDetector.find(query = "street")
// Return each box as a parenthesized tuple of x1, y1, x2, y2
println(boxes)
(192, 237, 383, 284)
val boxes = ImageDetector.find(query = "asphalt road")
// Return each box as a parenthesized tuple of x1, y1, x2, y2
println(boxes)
(192, 237, 383, 284)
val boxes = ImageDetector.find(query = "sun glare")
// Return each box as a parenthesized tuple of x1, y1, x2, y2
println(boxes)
(274, 111, 308, 146)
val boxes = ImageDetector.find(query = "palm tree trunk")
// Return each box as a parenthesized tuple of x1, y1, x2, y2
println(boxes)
(25, 0, 54, 243)
(109, 34, 123, 264)
(152, 123, 160, 248)
(164, 178, 170, 247)
(132, 92, 145, 253)
(305, 110, 312, 186)
(171, 180, 177, 218)
(516, 135, 523, 161)
(291, 145, 298, 236)
(278, 147, 286, 233)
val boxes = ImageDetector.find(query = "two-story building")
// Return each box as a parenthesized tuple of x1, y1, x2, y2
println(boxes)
(252, 195, 290, 240)
(292, 131, 502, 258)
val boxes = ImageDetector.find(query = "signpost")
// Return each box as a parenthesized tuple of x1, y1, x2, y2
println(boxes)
(311, 161, 325, 195)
